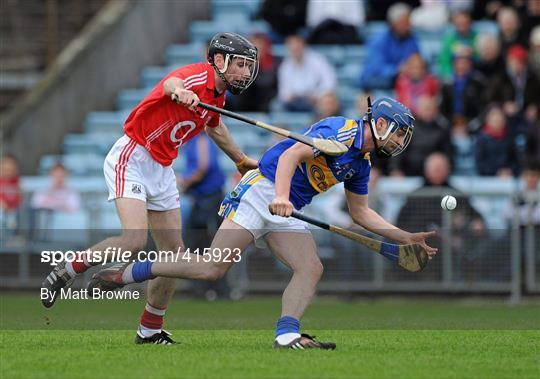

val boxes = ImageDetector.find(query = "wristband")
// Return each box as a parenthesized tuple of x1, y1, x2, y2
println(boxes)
(235, 154, 249, 167)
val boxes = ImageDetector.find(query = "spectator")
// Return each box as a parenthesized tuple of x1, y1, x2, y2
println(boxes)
(525, 120, 540, 166)
(475, 33, 505, 78)
(31, 163, 81, 212)
(514, 162, 540, 229)
(394, 53, 439, 115)
(450, 116, 477, 176)
(472, 0, 507, 20)
(504, 163, 540, 261)
(524, 0, 540, 36)
(410, 0, 449, 32)
(475, 105, 516, 177)
(438, 9, 478, 81)
(529, 25, 540, 80)
(277, 34, 337, 112)
(390, 96, 451, 177)
(178, 133, 229, 300)
(511, 162, 540, 225)
(396, 153, 486, 277)
(259, 0, 307, 42)
(497, 7, 528, 57)
(440, 45, 487, 123)
(306, 0, 364, 45)
(313, 92, 341, 121)
(485, 44, 540, 125)
(357, 3, 420, 90)
(226, 32, 278, 112)
(0, 155, 22, 213)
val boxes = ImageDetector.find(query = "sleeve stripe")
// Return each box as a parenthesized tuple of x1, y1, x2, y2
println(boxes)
(184, 73, 207, 88)
(185, 78, 207, 89)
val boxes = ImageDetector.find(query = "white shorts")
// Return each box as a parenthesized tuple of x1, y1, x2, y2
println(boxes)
(104, 135, 180, 211)
(219, 169, 309, 244)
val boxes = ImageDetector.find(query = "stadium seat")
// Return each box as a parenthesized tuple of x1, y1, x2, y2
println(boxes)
(31, 210, 90, 246)
(63, 134, 116, 155)
(117, 88, 151, 110)
(311, 45, 346, 67)
(40, 154, 105, 176)
(211, 0, 261, 18)
(165, 43, 205, 66)
(84, 111, 128, 135)
(337, 62, 363, 86)
(361, 21, 387, 40)
(344, 45, 367, 63)
(140, 66, 177, 88)
(270, 112, 313, 131)
(336, 86, 361, 111)
(473, 20, 498, 35)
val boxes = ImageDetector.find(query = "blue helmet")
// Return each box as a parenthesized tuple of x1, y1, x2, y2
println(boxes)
(366, 97, 415, 157)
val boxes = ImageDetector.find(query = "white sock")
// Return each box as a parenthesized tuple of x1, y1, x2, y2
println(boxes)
(121, 263, 135, 284)
(64, 263, 77, 278)
(275, 332, 301, 345)
(138, 325, 161, 338)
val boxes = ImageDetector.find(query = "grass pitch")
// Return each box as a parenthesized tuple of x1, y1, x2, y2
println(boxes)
(1, 294, 539, 379)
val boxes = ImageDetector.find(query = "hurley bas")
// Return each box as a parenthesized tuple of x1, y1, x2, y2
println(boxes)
(41, 287, 140, 301)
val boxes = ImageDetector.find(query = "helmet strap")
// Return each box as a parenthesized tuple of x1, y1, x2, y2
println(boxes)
(366, 97, 391, 159)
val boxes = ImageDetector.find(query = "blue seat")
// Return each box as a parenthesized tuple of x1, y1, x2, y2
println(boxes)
(311, 45, 346, 67)
(473, 20, 498, 35)
(164, 43, 205, 66)
(31, 210, 90, 246)
(337, 62, 362, 86)
(344, 46, 367, 63)
(40, 154, 105, 176)
(337, 86, 361, 111)
(63, 134, 116, 155)
(211, 0, 261, 17)
(85, 111, 128, 135)
(117, 88, 151, 111)
(361, 21, 387, 40)
(140, 66, 176, 88)
(189, 20, 270, 44)
(189, 21, 229, 43)
(271, 112, 313, 131)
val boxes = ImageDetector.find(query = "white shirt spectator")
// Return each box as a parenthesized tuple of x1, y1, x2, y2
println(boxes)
(31, 188, 81, 213)
(306, 0, 365, 28)
(31, 164, 81, 213)
(278, 49, 337, 102)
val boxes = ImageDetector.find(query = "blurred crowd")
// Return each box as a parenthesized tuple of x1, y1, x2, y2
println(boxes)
(228, 0, 540, 180)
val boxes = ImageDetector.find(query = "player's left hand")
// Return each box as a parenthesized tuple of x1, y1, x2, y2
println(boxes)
(269, 197, 294, 217)
(406, 231, 438, 259)
(236, 157, 258, 175)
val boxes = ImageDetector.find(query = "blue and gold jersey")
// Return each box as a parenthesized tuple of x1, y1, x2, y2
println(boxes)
(259, 116, 371, 209)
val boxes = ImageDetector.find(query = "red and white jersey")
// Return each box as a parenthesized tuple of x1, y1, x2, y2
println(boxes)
(124, 62, 226, 166)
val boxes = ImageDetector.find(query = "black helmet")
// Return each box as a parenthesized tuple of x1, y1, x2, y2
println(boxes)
(207, 32, 259, 95)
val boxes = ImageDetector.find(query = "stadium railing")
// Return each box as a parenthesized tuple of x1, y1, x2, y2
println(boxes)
(1, 178, 538, 302)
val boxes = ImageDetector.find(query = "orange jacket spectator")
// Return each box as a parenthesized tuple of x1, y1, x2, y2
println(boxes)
(0, 155, 22, 212)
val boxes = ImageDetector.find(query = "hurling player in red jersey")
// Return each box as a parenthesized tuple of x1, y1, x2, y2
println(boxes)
(41, 32, 259, 344)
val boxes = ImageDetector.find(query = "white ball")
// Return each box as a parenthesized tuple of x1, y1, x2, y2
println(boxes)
(441, 195, 457, 210)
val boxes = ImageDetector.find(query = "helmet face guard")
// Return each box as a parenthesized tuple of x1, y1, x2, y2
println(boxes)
(216, 53, 259, 95)
(207, 32, 259, 95)
(369, 114, 414, 157)
(366, 97, 415, 158)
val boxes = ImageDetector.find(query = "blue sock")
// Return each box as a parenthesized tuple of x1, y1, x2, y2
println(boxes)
(275, 316, 300, 338)
(131, 260, 155, 283)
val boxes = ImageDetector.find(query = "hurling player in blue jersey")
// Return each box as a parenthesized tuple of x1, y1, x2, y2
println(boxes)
(90, 97, 437, 350)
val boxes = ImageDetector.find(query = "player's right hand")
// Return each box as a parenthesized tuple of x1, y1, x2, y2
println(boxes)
(269, 197, 294, 217)
(171, 88, 199, 111)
